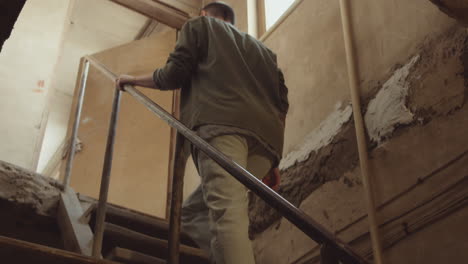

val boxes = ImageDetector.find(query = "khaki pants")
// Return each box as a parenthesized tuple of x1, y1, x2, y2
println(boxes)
(182, 134, 273, 264)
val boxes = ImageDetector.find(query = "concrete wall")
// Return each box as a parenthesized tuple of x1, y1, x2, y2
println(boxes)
(0, 0, 72, 170)
(263, 0, 456, 155)
(61, 31, 177, 217)
(250, 0, 468, 263)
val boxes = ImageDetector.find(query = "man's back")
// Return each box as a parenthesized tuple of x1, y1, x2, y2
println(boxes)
(154, 16, 289, 157)
(117, 4, 288, 263)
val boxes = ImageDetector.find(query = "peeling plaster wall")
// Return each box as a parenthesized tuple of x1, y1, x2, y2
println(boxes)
(364, 56, 419, 144)
(0, 160, 61, 216)
(0, 160, 63, 249)
(251, 0, 468, 262)
(262, 0, 456, 155)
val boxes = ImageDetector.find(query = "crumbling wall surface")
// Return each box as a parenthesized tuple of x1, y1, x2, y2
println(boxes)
(251, 26, 468, 263)
(0, 160, 61, 216)
(0, 160, 63, 248)
(429, 0, 468, 26)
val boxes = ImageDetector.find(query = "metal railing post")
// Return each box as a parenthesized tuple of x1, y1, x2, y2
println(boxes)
(92, 87, 122, 257)
(168, 134, 187, 264)
(63, 59, 90, 189)
(339, 0, 384, 263)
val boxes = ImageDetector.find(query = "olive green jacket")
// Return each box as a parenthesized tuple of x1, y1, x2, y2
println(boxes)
(153, 16, 289, 157)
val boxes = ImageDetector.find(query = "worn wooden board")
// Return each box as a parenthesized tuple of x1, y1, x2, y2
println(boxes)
(109, 0, 189, 29)
(107, 247, 166, 264)
(0, 235, 117, 264)
(103, 223, 208, 264)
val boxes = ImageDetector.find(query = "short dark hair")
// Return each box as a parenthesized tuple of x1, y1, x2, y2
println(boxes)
(202, 1, 236, 25)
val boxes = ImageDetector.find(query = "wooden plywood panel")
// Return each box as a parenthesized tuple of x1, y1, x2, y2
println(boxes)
(66, 30, 177, 217)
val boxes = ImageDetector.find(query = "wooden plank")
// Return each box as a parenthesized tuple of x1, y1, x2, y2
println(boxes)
(107, 247, 166, 264)
(79, 194, 197, 247)
(0, 235, 117, 264)
(57, 187, 94, 256)
(104, 223, 209, 264)
(257, 0, 266, 37)
(135, 19, 160, 39)
(103, 204, 197, 247)
(109, 0, 189, 29)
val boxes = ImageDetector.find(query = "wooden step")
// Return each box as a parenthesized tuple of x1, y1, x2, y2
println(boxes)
(0, 235, 117, 264)
(80, 195, 197, 247)
(107, 247, 166, 264)
(103, 223, 209, 264)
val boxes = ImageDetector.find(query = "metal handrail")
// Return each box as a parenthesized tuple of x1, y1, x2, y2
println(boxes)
(64, 55, 368, 264)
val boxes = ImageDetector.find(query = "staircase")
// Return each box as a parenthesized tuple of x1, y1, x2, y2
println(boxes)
(0, 54, 369, 264)
(0, 188, 207, 264)
(81, 195, 209, 264)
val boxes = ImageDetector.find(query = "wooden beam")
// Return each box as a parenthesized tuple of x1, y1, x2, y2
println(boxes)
(88, 202, 198, 247)
(107, 247, 166, 264)
(78, 194, 197, 247)
(57, 187, 94, 256)
(0, 236, 116, 264)
(257, 0, 266, 38)
(104, 223, 209, 264)
(109, 0, 190, 29)
(135, 19, 160, 39)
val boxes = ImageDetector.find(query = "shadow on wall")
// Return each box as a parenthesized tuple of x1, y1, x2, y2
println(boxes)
(0, 0, 27, 52)
(430, 0, 468, 26)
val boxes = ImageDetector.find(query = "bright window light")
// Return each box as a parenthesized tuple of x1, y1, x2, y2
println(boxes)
(265, 0, 296, 29)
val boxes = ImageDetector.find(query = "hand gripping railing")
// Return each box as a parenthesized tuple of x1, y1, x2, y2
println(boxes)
(63, 55, 369, 264)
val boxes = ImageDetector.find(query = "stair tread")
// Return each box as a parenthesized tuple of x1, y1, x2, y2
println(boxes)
(80, 194, 197, 247)
(107, 247, 166, 264)
(0, 235, 117, 264)
(103, 223, 209, 264)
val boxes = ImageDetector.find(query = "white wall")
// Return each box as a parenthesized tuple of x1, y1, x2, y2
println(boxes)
(36, 0, 147, 173)
(0, 0, 72, 170)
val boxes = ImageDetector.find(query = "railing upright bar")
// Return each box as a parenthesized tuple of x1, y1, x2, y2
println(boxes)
(168, 134, 187, 264)
(63, 59, 90, 189)
(92, 87, 123, 257)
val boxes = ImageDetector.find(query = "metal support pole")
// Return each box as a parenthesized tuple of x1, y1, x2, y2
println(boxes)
(168, 134, 187, 264)
(339, 0, 385, 263)
(92, 87, 122, 257)
(63, 59, 90, 189)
